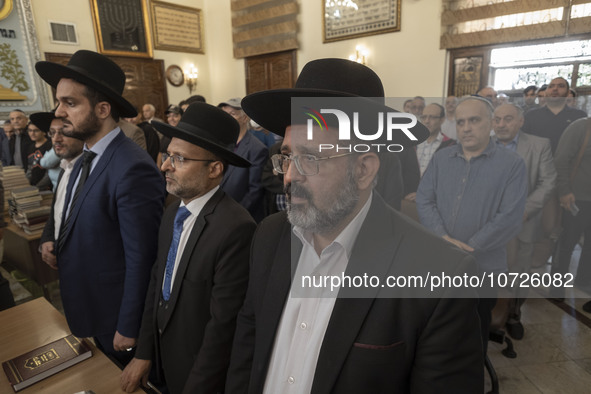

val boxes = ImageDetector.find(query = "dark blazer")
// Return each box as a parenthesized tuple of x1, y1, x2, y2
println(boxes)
(56, 131, 165, 339)
(220, 132, 268, 222)
(397, 146, 420, 195)
(135, 189, 256, 394)
(8, 131, 34, 170)
(227, 194, 484, 394)
(0, 129, 9, 166)
(40, 169, 64, 245)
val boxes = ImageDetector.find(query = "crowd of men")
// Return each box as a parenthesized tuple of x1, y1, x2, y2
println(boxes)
(0, 49, 589, 394)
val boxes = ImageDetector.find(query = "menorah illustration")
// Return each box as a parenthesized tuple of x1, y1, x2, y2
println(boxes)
(100, 2, 142, 51)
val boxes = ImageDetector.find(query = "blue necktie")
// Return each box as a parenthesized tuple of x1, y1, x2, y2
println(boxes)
(162, 206, 191, 301)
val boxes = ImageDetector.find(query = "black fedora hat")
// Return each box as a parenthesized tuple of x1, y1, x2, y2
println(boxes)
(152, 102, 251, 168)
(29, 111, 57, 133)
(35, 50, 137, 118)
(241, 58, 428, 145)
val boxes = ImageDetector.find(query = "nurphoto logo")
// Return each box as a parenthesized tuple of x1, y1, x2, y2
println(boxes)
(299, 99, 418, 153)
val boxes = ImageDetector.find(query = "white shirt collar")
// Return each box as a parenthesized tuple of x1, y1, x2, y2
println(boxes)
(180, 185, 220, 216)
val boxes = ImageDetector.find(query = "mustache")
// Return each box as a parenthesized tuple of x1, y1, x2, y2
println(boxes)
(284, 182, 312, 201)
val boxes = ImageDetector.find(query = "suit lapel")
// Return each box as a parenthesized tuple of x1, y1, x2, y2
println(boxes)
(311, 195, 403, 394)
(158, 189, 225, 331)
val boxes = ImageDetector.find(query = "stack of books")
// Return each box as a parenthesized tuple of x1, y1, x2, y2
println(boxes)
(40, 190, 53, 207)
(8, 186, 51, 235)
(0, 166, 30, 217)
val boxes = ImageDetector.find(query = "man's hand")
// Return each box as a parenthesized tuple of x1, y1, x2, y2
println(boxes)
(404, 192, 417, 201)
(560, 193, 576, 211)
(113, 331, 137, 352)
(120, 357, 151, 393)
(442, 235, 475, 252)
(40, 241, 58, 269)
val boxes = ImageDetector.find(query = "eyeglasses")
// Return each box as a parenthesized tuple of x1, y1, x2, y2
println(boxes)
(48, 129, 64, 138)
(419, 115, 443, 122)
(271, 153, 353, 176)
(162, 152, 215, 169)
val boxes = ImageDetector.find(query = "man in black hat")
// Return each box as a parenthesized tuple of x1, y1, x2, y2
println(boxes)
(35, 50, 166, 365)
(226, 59, 483, 393)
(120, 102, 256, 394)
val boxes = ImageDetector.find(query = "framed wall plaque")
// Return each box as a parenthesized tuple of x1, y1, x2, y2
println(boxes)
(90, 0, 152, 58)
(150, 0, 204, 54)
(323, 0, 401, 43)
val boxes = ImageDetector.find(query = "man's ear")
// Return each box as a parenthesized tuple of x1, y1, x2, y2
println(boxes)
(95, 101, 112, 120)
(209, 161, 225, 179)
(355, 152, 380, 191)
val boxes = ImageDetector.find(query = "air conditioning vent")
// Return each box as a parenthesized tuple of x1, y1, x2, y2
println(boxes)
(49, 21, 78, 45)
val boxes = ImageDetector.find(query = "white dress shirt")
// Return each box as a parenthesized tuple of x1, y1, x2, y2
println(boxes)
(263, 194, 372, 394)
(163, 186, 219, 292)
(53, 154, 83, 236)
(441, 117, 457, 140)
(416, 132, 444, 176)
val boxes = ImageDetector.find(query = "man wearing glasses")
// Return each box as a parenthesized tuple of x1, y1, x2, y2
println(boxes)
(120, 102, 256, 393)
(227, 59, 484, 394)
(416, 103, 456, 177)
(39, 113, 84, 269)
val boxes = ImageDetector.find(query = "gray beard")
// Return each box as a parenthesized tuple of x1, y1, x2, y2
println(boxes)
(287, 165, 359, 235)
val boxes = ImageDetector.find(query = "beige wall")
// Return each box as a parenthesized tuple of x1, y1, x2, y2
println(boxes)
(30, 0, 447, 109)
(298, 0, 447, 99)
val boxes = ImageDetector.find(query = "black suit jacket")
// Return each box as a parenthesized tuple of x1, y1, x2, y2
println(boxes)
(227, 193, 483, 393)
(135, 188, 256, 394)
(220, 132, 268, 222)
(8, 131, 34, 170)
(40, 169, 65, 245)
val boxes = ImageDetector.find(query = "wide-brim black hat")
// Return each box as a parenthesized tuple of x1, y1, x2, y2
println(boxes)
(29, 111, 56, 133)
(35, 50, 137, 118)
(241, 58, 429, 146)
(152, 102, 251, 168)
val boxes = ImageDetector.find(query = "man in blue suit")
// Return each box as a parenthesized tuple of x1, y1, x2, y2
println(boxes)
(35, 50, 166, 365)
(218, 98, 268, 222)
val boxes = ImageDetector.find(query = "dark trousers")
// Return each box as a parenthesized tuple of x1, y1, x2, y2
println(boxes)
(551, 201, 591, 287)
(477, 296, 497, 355)
(0, 276, 15, 311)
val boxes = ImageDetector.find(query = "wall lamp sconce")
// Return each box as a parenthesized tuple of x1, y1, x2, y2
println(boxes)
(349, 45, 368, 65)
(185, 64, 198, 94)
